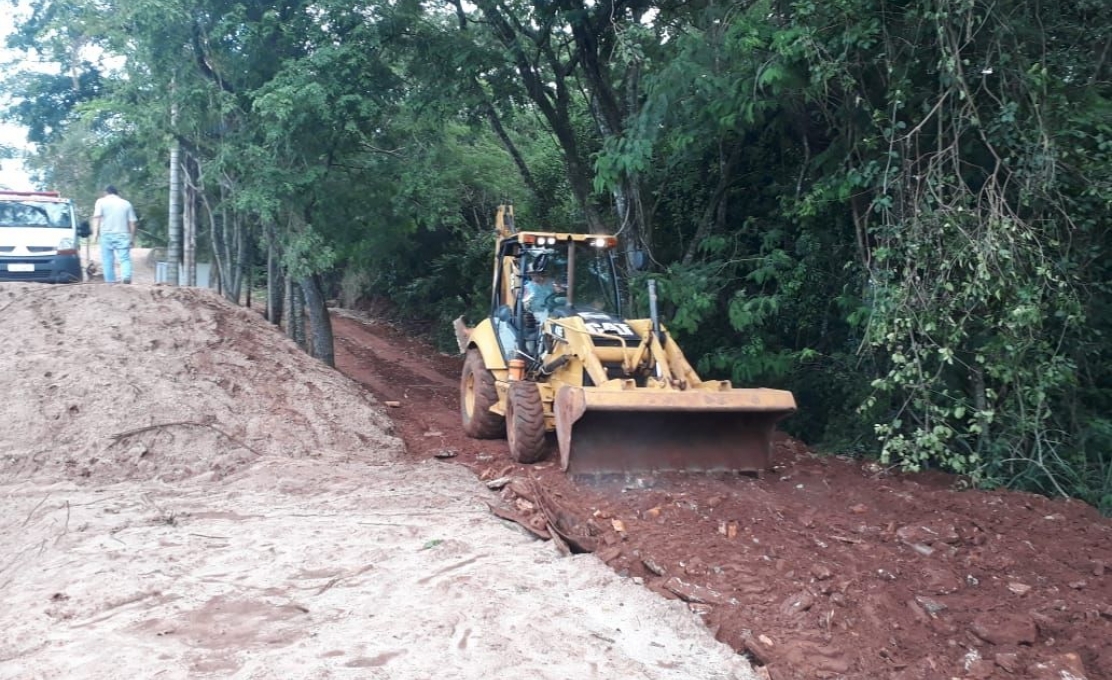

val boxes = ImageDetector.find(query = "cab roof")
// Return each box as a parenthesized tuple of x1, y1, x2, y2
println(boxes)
(502, 232, 618, 247)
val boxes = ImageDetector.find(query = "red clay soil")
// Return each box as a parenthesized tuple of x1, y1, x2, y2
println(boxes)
(331, 312, 1112, 680)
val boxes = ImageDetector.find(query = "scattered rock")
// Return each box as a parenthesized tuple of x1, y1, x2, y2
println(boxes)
(914, 595, 947, 615)
(810, 564, 833, 581)
(1026, 652, 1089, 680)
(1007, 582, 1032, 595)
(661, 577, 730, 605)
(486, 476, 513, 490)
(778, 590, 815, 616)
(777, 638, 851, 674)
(688, 603, 713, 619)
(683, 558, 709, 577)
(970, 613, 1038, 646)
(920, 565, 962, 594)
(875, 568, 898, 581)
(994, 652, 1020, 674)
(595, 546, 622, 563)
(967, 658, 995, 679)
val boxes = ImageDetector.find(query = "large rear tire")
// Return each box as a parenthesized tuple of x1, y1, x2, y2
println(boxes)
(506, 381, 547, 464)
(461, 349, 504, 438)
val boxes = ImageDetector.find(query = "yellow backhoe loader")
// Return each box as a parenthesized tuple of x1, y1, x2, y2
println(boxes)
(456, 205, 797, 478)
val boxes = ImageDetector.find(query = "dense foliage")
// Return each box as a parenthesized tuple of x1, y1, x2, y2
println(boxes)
(4, 0, 1109, 510)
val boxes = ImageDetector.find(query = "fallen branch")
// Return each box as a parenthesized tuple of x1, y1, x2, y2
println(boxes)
(486, 502, 551, 540)
(107, 420, 263, 457)
(529, 477, 598, 553)
(21, 493, 51, 527)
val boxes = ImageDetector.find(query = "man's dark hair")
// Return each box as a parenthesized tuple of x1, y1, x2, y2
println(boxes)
(105, 185, 118, 195)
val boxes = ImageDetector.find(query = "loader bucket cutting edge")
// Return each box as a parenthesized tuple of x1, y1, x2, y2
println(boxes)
(554, 386, 796, 478)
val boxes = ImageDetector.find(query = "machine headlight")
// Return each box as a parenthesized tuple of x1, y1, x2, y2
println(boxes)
(593, 238, 608, 248)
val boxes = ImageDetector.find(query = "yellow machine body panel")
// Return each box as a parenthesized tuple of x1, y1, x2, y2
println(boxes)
(458, 205, 797, 479)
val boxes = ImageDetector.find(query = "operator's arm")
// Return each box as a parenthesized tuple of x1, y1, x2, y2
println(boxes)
(523, 281, 537, 311)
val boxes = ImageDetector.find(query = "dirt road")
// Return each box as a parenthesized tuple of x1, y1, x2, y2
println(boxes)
(330, 312, 1112, 680)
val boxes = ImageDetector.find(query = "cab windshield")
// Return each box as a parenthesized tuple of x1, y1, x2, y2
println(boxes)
(523, 241, 620, 315)
(0, 200, 73, 228)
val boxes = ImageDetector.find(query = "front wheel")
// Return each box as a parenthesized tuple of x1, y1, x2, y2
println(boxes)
(506, 381, 547, 464)
(461, 349, 504, 438)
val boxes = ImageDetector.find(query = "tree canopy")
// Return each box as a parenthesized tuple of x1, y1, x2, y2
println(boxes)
(4, 0, 1110, 511)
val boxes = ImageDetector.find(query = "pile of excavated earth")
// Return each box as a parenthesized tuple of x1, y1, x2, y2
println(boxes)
(0, 282, 757, 680)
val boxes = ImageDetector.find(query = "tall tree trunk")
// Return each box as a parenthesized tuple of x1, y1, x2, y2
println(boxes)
(479, 91, 542, 203)
(682, 143, 741, 265)
(210, 204, 231, 300)
(209, 194, 246, 304)
(283, 274, 293, 334)
(285, 276, 306, 350)
(471, 0, 606, 232)
(167, 96, 182, 286)
(183, 178, 196, 286)
(300, 273, 334, 367)
(266, 223, 283, 326)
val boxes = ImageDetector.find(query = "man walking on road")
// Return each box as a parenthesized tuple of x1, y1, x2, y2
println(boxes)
(92, 185, 138, 284)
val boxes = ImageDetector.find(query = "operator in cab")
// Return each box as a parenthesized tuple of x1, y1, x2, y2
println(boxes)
(523, 256, 565, 314)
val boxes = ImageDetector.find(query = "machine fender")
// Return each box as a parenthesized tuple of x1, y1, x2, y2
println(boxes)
(467, 319, 507, 371)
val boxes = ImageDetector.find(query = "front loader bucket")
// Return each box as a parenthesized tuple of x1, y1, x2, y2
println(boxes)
(554, 386, 796, 479)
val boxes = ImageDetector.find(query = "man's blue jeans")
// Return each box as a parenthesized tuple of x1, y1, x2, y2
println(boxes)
(100, 232, 132, 283)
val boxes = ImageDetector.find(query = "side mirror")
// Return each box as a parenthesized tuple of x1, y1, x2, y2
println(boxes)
(77, 220, 91, 238)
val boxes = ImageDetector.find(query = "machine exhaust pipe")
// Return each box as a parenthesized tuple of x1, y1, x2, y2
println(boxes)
(648, 279, 663, 347)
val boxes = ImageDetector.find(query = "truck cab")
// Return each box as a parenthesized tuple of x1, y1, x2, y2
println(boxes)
(0, 190, 89, 283)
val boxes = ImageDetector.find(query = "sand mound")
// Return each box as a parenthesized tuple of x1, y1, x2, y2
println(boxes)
(0, 280, 760, 680)
(0, 283, 403, 484)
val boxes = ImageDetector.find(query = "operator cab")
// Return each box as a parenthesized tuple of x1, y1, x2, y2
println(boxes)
(491, 233, 622, 363)
(523, 243, 619, 321)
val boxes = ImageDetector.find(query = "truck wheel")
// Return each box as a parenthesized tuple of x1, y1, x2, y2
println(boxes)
(506, 381, 547, 464)
(461, 349, 504, 438)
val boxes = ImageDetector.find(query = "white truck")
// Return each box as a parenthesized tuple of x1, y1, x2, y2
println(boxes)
(0, 190, 90, 283)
